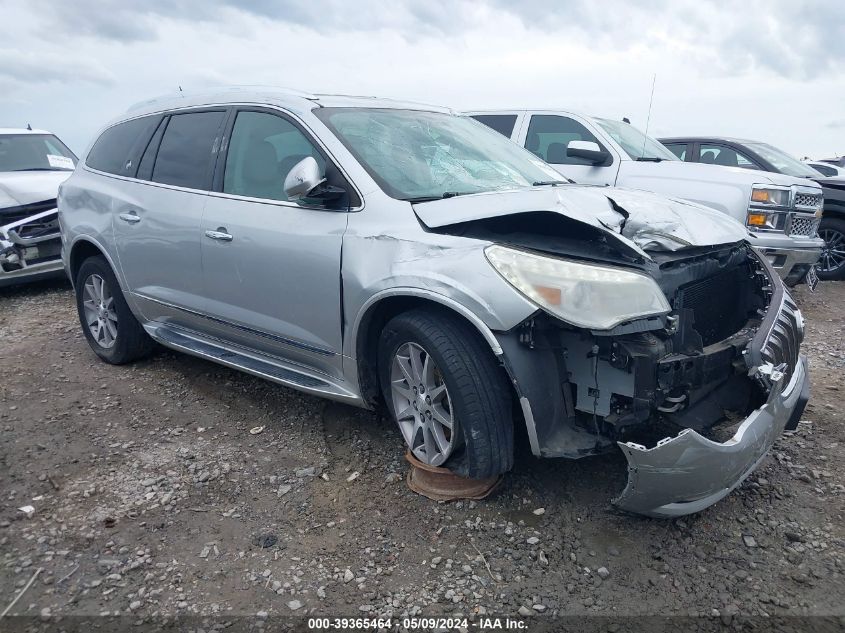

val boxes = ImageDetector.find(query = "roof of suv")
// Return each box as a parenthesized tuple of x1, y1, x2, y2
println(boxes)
(126, 86, 452, 119)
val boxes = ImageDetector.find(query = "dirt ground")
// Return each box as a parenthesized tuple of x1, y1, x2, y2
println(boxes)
(1, 277, 843, 630)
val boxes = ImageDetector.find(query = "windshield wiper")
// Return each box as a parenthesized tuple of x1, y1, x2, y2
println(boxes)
(635, 157, 664, 162)
(533, 179, 573, 186)
(406, 192, 466, 203)
(12, 167, 70, 172)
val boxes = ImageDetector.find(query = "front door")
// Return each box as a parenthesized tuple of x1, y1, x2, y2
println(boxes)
(518, 114, 620, 185)
(200, 108, 349, 379)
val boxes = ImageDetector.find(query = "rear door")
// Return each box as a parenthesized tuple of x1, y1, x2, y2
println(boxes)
(516, 113, 620, 185)
(199, 107, 351, 379)
(113, 109, 227, 327)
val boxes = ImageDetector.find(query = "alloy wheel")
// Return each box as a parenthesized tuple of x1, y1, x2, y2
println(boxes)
(82, 274, 118, 349)
(389, 342, 457, 466)
(818, 227, 845, 274)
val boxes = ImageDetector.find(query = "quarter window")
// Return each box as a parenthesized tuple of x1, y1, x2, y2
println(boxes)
(223, 111, 326, 202)
(151, 111, 225, 190)
(86, 116, 158, 176)
(524, 115, 608, 165)
(471, 115, 518, 138)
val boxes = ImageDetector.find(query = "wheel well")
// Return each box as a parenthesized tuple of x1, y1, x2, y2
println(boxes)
(69, 240, 105, 285)
(355, 296, 505, 408)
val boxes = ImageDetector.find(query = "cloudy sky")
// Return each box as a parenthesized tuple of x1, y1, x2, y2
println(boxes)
(1, 0, 843, 159)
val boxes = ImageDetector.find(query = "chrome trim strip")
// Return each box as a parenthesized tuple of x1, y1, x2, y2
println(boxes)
(133, 293, 337, 357)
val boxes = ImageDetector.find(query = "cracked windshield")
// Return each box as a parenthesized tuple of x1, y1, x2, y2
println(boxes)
(316, 107, 561, 201)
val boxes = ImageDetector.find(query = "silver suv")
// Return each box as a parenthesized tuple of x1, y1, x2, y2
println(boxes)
(59, 87, 809, 517)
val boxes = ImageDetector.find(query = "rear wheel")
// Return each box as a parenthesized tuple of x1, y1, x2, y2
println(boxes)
(378, 309, 513, 479)
(816, 217, 845, 280)
(75, 256, 154, 364)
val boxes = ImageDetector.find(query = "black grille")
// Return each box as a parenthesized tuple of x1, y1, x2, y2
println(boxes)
(675, 266, 750, 346)
(0, 199, 57, 225)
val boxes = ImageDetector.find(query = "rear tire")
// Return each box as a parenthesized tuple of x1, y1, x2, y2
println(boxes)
(378, 309, 513, 479)
(816, 216, 845, 280)
(75, 256, 154, 364)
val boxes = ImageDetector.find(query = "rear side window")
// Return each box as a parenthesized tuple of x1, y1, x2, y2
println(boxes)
(86, 116, 158, 176)
(471, 115, 518, 138)
(524, 115, 607, 165)
(151, 111, 225, 190)
(698, 144, 758, 169)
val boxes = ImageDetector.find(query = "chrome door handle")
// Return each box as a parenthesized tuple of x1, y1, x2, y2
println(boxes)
(205, 229, 233, 242)
(118, 212, 140, 224)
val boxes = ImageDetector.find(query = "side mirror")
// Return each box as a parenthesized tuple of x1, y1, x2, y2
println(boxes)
(567, 140, 610, 165)
(283, 157, 326, 201)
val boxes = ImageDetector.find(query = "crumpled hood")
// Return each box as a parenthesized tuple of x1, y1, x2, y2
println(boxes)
(412, 185, 749, 257)
(0, 171, 70, 209)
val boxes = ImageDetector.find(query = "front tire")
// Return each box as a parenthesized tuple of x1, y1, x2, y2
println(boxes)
(817, 217, 845, 280)
(75, 256, 154, 364)
(378, 309, 513, 479)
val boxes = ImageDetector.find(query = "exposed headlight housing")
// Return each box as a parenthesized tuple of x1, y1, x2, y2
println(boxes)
(485, 245, 671, 330)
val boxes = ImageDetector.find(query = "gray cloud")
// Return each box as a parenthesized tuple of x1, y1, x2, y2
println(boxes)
(0, 48, 114, 86)
(27, 0, 845, 79)
(17, 0, 845, 86)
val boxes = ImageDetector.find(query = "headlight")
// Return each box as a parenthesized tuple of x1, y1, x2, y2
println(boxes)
(749, 186, 790, 207)
(747, 185, 790, 231)
(485, 245, 671, 330)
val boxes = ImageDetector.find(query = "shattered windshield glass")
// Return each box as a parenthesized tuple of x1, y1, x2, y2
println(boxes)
(0, 134, 77, 172)
(315, 108, 561, 201)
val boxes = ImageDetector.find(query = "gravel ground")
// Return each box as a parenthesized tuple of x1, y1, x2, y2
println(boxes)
(0, 278, 843, 629)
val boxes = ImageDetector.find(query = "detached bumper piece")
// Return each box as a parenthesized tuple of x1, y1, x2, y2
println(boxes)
(614, 289, 808, 518)
(0, 207, 64, 286)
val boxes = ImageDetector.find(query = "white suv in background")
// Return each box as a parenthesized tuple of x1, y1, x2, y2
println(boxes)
(468, 110, 824, 287)
(0, 127, 77, 286)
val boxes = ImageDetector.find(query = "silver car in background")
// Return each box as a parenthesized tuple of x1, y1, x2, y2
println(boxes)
(59, 87, 809, 517)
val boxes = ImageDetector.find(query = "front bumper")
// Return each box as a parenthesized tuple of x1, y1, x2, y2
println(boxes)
(751, 234, 823, 285)
(0, 208, 64, 287)
(614, 355, 808, 517)
(613, 279, 808, 517)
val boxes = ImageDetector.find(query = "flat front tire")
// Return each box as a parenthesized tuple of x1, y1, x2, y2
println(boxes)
(378, 309, 513, 479)
(75, 256, 154, 364)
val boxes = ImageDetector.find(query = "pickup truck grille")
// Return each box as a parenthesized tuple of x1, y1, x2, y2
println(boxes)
(794, 193, 822, 209)
(787, 214, 820, 237)
(760, 292, 802, 385)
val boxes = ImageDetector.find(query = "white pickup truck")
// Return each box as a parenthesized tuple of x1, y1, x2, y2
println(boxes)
(468, 110, 824, 287)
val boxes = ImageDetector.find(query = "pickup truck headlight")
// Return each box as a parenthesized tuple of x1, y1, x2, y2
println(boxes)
(485, 245, 671, 330)
(747, 185, 790, 231)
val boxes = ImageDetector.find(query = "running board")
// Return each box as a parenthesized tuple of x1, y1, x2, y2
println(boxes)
(145, 324, 363, 405)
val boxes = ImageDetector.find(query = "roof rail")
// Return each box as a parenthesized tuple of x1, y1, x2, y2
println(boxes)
(127, 85, 317, 112)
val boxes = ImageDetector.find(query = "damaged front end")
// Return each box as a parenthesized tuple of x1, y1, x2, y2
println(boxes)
(495, 244, 808, 518)
(414, 185, 808, 517)
(0, 200, 64, 286)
